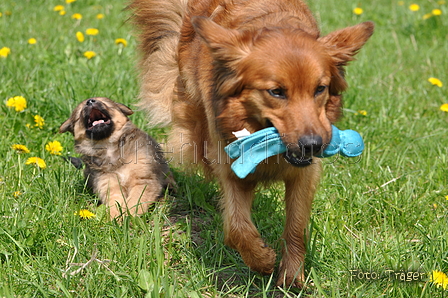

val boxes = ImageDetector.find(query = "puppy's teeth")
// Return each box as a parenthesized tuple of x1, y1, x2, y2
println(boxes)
(92, 119, 105, 126)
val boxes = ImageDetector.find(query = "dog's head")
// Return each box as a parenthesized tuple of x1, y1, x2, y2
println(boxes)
(60, 97, 133, 141)
(192, 17, 373, 166)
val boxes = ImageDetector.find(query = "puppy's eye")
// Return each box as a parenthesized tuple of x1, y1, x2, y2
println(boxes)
(315, 85, 327, 96)
(267, 88, 287, 99)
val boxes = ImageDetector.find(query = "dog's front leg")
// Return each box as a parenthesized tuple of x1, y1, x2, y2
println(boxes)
(220, 174, 276, 275)
(277, 163, 321, 288)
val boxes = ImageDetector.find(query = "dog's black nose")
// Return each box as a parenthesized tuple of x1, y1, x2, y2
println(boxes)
(298, 135, 323, 156)
(86, 98, 96, 106)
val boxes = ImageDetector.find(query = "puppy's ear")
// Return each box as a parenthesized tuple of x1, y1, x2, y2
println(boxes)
(59, 118, 74, 134)
(116, 103, 134, 116)
(319, 21, 374, 67)
(192, 17, 250, 63)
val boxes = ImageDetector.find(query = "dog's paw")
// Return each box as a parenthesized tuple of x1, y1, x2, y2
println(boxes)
(276, 276, 305, 289)
(239, 239, 276, 275)
(276, 263, 306, 288)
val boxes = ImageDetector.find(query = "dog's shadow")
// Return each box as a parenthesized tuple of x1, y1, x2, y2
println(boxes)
(165, 170, 318, 296)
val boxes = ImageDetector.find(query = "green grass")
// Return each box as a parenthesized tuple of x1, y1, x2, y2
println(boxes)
(0, 0, 447, 297)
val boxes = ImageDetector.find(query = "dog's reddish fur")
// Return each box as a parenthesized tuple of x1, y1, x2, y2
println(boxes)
(130, 0, 373, 287)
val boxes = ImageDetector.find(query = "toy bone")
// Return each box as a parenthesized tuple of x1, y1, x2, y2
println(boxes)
(224, 125, 364, 179)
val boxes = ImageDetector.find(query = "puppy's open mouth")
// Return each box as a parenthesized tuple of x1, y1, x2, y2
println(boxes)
(86, 108, 111, 130)
(83, 105, 114, 140)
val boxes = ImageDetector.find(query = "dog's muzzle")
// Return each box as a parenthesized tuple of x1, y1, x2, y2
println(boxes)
(283, 135, 323, 167)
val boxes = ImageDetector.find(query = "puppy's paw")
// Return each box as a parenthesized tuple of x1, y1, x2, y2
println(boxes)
(109, 206, 123, 220)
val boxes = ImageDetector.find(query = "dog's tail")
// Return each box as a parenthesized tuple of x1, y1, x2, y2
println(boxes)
(128, 0, 188, 127)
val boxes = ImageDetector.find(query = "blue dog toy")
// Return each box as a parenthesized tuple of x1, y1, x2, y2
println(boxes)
(224, 125, 364, 179)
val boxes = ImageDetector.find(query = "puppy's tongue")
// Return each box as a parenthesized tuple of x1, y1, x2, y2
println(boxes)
(92, 119, 105, 126)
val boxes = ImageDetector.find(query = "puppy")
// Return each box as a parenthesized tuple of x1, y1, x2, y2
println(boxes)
(130, 0, 373, 287)
(60, 97, 171, 219)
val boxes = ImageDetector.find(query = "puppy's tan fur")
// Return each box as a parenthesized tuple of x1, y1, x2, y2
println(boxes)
(60, 97, 170, 219)
(130, 0, 373, 287)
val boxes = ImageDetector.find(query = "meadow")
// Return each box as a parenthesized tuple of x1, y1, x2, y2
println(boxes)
(0, 0, 447, 297)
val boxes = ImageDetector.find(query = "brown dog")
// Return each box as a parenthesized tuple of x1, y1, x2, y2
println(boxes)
(60, 97, 171, 219)
(130, 0, 373, 287)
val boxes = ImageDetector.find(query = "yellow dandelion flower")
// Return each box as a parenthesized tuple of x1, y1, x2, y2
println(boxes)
(398, 1, 404, 5)
(34, 115, 45, 129)
(430, 270, 448, 289)
(71, 13, 82, 20)
(85, 28, 99, 36)
(13, 191, 22, 198)
(12, 144, 30, 154)
(440, 104, 448, 112)
(115, 38, 127, 47)
(423, 13, 433, 19)
(432, 8, 442, 15)
(409, 4, 420, 11)
(45, 141, 63, 155)
(53, 5, 64, 11)
(438, 0, 446, 4)
(357, 110, 368, 116)
(96, 13, 105, 19)
(25, 157, 47, 169)
(59, 10, 66, 16)
(66, 0, 76, 3)
(76, 31, 85, 43)
(28, 38, 37, 45)
(445, 195, 448, 200)
(0, 47, 11, 58)
(75, 209, 96, 219)
(353, 7, 364, 15)
(428, 77, 443, 87)
(6, 96, 27, 112)
(84, 51, 96, 59)
(0, 12, 2, 17)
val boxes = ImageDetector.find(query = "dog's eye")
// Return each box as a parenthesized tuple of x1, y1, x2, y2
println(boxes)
(315, 85, 327, 96)
(267, 88, 287, 99)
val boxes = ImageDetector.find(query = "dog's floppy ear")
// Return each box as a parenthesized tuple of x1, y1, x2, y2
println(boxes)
(192, 17, 250, 63)
(59, 118, 74, 134)
(319, 22, 373, 123)
(116, 103, 134, 116)
(192, 17, 252, 96)
(319, 21, 374, 67)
